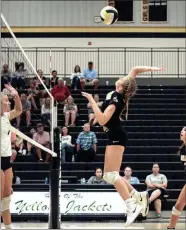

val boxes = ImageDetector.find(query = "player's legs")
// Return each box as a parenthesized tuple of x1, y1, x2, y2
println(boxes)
(168, 185, 186, 229)
(1, 169, 5, 202)
(103, 145, 142, 227)
(104, 145, 130, 199)
(2, 167, 13, 229)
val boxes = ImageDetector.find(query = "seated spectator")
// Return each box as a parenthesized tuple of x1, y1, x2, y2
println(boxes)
(63, 96, 78, 127)
(41, 97, 51, 126)
(33, 123, 51, 162)
(61, 126, 75, 163)
(11, 131, 24, 155)
(145, 163, 168, 219)
(11, 132, 17, 163)
(87, 94, 103, 125)
(1, 64, 12, 90)
(27, 128, 37, 155)
(76, 123, 97, 162)
(50, 70, 58, 88)
(87, 167, 107, 184)
(51, 78, 71, 103)
(122, 166, 140, 184)
(12, 62, 28, 90)
(16, 93, 31, 128)
(81, 61, 99, 90)
(33, 70, 49, 105)
(27, 80, 40, 109)
(12, 170, 21, 184)
(70, 65, 81, 90)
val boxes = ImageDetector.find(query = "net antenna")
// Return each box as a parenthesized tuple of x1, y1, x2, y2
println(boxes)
(1, 13, 57, 151)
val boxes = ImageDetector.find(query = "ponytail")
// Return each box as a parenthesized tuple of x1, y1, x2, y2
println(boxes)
(120, 76, 137, 120)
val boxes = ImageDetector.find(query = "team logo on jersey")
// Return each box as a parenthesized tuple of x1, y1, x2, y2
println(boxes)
(112, 97, 118, 103)
(106, 91, 115, 100)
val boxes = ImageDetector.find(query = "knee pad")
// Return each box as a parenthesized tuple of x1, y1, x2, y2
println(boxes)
(172, 206, 181, 216)
(1, 196, 11, 211)
(103, 171, 120, 184)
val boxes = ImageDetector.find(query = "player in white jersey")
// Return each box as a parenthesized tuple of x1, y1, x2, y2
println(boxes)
(1, 84, 22, 229)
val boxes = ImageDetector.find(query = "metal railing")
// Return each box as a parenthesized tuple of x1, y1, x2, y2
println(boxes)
(1, 47, 186, 78)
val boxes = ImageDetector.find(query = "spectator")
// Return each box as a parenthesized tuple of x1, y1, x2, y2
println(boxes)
(27, 128, 37, 155)
(33, 70, 49, 104)
(50, 70, 58, 88)
(61, 126, 75, 163)
(33, 123, 51, 162)
(41, 97, 51, 126)
(1, 64, 12, 90)
(16, 93, 31, 128)
(145, 163, 168, 219)
(12, 170, 21, 184)
(63, 96, 78, 127)
(81, 61, 99, 90)
(70, 65, 81, 90)
(11, 132, 17, 163)
(76, 123, 97, 162)
(27, 80, 40, 109)
(12, 62, 28, 90)
(11, 131, 24, 155)
(87, 167, 107, 184)
(87, 94, 103, 125)
(122, 166, 140, 185)
(51, 78, 71, 103)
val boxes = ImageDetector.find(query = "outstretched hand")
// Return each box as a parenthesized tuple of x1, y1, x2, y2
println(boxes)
(151, 67, 166, 71)
(81, 92, 95, 104)
(4, 84, 18, 96)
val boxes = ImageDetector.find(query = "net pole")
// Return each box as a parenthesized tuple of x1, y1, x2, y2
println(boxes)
(49, 127, 61, 229)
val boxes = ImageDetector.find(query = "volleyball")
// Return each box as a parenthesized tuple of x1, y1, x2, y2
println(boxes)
(100, 6, 118, 25)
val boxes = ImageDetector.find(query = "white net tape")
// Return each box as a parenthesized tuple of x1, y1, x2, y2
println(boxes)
(1, 13, 57, 152)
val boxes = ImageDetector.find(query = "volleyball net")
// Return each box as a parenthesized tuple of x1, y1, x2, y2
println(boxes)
(1, 13, 57, 148)
(1, 13, 61, 228)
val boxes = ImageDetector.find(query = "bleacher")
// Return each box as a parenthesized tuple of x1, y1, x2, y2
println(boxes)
(12, 84, 186, 212)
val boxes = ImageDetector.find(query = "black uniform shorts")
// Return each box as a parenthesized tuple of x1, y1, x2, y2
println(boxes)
(106, 127, 128, 147)
(1, 156, 12, 171)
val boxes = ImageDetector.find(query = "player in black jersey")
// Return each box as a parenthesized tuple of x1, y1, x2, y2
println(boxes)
(167, 127, 186, 229)
(82, 66, 165, 226)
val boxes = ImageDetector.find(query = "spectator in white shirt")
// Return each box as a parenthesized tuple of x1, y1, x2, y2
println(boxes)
(70, 65, 82, 90)
(61, 126, 75, 163)
(87, 94, 103, 125)
(41, 97, 51, 126)
(63, 96, 78, 127)
(145, 163, 168, 219)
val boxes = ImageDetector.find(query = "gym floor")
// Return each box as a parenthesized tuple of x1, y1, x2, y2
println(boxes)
(1, 221, 185, 229)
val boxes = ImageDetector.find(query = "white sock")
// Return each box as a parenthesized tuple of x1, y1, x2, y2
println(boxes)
(130, 189, 140, 200)
(5, 224, 12, 229)
(125, 197, 134, 204)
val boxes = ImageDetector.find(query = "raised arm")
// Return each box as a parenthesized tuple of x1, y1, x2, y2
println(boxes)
(127, 66, 165, 78)
(4, 84, 22, 120)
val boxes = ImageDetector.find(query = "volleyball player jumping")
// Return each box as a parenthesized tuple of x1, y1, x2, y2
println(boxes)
(1, 85, 22, 229)
(167, 127, 186, 229)
(82, 66, 165, 227)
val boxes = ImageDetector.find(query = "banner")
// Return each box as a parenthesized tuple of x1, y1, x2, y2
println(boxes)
(10, 192, 127, 215)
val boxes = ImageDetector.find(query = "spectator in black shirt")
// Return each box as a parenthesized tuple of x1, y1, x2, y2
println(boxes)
(1, 64, 12, 90)
(50, 70, 58, 88)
